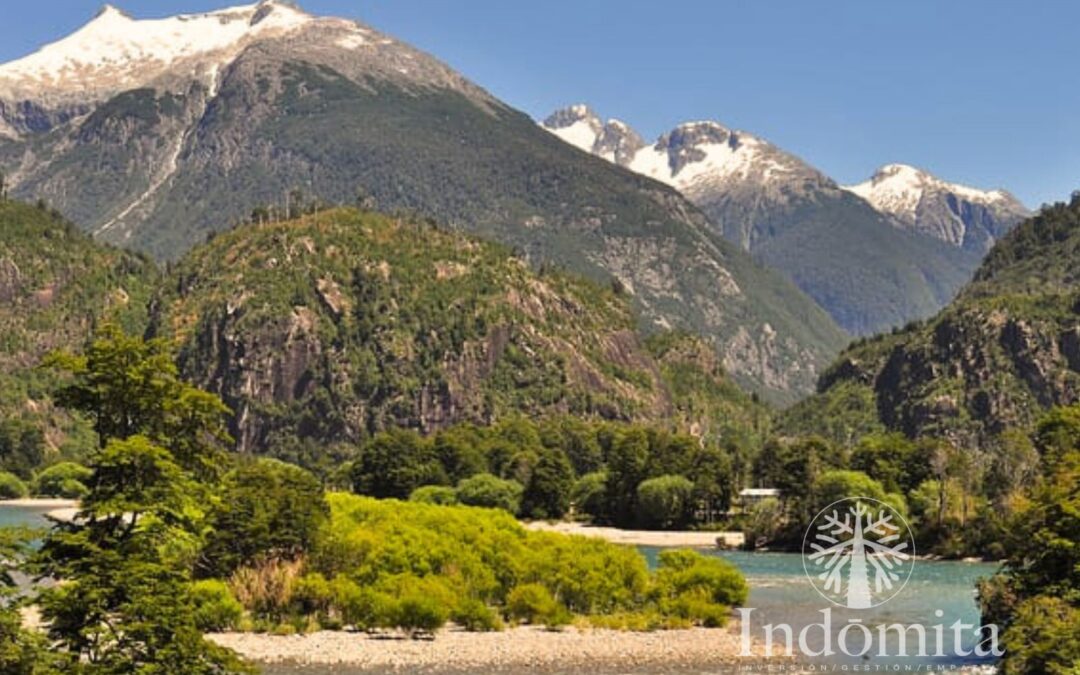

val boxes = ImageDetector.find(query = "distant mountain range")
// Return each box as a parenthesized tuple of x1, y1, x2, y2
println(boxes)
(0, 1, 847, 403)
(542, 106, 1030, 336)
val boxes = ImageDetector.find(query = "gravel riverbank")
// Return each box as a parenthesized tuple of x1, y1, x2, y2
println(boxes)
(209, 624, 773, 673)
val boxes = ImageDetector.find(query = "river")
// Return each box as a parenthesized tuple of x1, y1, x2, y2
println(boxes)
(643, 547, 1000, 670)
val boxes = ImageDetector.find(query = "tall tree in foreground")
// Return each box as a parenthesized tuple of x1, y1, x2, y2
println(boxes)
(35, 325, 250, 673)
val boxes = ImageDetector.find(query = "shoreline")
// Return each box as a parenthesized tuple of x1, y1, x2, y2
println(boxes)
(524, 521, 744, 548)
(0, 498, 78, 509)
(209, 624, 774, 672)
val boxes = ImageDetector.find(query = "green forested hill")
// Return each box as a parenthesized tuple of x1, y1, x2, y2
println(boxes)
(150, 208, 768, 461)
(0, 199, 155, 472)
(782, 196, 1080, 449)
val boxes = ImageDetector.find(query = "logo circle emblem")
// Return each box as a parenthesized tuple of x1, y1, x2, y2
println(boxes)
(802, 497, 915, 609)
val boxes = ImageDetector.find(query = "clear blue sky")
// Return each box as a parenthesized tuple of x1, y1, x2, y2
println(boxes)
(2, 1, 1077, 207)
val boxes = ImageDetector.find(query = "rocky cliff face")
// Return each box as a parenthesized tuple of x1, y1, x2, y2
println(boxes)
(150, 208, 768, 456)
(789, 197, 1080, 448)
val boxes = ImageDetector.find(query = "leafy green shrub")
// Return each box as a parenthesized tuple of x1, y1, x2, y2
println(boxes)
(32, 462, 92, 498)
(409, 485, 458, 505)
(452, 598, 502, 632)
(652, 549, 748, 612)
(331, 575, 397, 631)
(293, 573, 333, 615)
(306, 494, 746, 634)
(662, 589, 731, 627)
(515, 531, 650, 614)
(56, 478, 90, 499)
(189, 579, 243, 631)
(1001, 595, 1080, 675)
(0, 471, 27, 499)
(541, 604, 572, 630)
(454, 473, 523, 513)
(506, 583, 559, 624)
(570, 471, 607, 520)
(397, 591, 449, 636)
(635, 475, 694, 529)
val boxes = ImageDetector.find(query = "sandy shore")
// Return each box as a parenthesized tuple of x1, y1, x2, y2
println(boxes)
(525, 521, 744, 548)
(0, 498, 78, 509)
(209, 624, 772, 673)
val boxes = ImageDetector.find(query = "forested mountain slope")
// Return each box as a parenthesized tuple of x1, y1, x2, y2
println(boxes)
(783, 195, 1080, 448)
(0, 199, 154, 471)
(149, 208, 769, 464)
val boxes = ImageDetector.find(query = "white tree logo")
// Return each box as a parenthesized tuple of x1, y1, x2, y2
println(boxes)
(802, 497, 915, 609)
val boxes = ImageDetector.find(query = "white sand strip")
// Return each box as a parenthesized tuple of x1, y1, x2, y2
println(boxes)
(524, 521, 744, 548)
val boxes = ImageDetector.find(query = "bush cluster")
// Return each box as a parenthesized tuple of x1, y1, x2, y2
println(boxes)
(217, 493, 746, 635)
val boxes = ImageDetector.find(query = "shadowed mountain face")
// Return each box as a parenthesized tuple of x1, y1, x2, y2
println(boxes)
(543, 106, 1029, 338)
(0, 2, 848, 403)
(782, 196, 1080, 450)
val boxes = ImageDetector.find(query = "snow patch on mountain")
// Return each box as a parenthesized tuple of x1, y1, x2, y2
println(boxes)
(844, 163, 1029, 248)
(846, 163, 1010, 219)
(548, 118, 601, 155)
(0, 1, 312, 101)
(543, 109, 806, 194)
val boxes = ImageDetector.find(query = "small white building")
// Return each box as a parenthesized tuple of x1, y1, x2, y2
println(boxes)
(738, 488, 781, 505)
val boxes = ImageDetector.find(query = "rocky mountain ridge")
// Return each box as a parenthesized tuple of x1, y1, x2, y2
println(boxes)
(542, 105, 1029, 337)
(149, 208, 770, 464)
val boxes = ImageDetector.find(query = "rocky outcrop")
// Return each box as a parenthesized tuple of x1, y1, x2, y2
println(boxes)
(806, 286, 1080, 447)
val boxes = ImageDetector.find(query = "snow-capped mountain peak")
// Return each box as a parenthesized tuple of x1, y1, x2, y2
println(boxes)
(844, 163, 1029, 248)
(847, 163, 1008, 217)
(543, 106, 820, 196)
(542, 105, 644, 164)
(0, 1, 313, 102)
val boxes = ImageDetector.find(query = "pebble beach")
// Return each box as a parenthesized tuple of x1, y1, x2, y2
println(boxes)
(209, 624, 775, 674)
